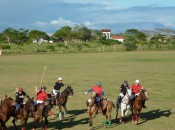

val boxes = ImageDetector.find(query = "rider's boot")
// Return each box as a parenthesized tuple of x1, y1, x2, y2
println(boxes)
(129, 99, 134, 109)
(142, 100, 147, 108)
(97, 101, 102, 114)
(15, 108, 20, 121)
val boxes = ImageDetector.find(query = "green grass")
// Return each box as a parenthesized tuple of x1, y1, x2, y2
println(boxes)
(0, 51, 175, 130)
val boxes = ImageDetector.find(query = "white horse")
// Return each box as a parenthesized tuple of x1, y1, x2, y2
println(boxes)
(116, 88, 132, 124)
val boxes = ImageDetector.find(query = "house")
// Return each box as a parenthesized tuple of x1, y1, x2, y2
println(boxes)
(111, 36, 124, 42)
(101, 29, 111, 39)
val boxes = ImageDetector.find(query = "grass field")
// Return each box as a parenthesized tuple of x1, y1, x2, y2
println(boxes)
(0, 51, 175, 130)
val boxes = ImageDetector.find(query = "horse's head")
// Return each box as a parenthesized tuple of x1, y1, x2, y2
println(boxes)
(26, 97, 35, 112)
(126, 88, 132, 97)
(24, 97, 35, 117)
(139, 89, 149, 101)
(3, 95, 15, 105)
(1, 96, 16, 113)
(65, 86, 74, 96)
(44, 98, 53, 111)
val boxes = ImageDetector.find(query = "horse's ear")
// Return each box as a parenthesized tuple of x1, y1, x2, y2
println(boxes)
(31, 97, 34, 100)
(143, 88, 146, 91)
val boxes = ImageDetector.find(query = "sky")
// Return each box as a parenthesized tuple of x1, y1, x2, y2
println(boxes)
(0, 0, 175, 34)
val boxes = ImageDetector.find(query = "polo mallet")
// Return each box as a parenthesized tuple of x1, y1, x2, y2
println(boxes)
(39, 65, 47, 87)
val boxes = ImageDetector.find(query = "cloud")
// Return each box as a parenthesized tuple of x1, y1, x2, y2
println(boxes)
(35, 21, 48, 26)
(50, 17, 76, 27)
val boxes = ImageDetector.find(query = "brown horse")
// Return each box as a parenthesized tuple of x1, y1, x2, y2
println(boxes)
(131, 89, 149, 124)
(16, 98, 35, 130)
(33, 98, 53, 130)
(87, 96, 115, 130)
(0, 96, 35, 130)
(0, 96, 16, 130)
(50, 86, 74, 120)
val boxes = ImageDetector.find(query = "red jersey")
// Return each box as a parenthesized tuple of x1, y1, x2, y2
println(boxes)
(130, 84, 143, 94)
(36, 91, 48, 101)
(92, 85, 103, 96)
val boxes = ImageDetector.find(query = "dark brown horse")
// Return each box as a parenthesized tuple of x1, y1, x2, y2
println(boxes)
(50, 86, 74, 120)
(87, 95, 115, 130)
(0, 96, 35, 130)
(33, 98, 53, 130)
(131, 89, 149, 124)
(16, 98, 35, 130)
(0, 96, 16, 130)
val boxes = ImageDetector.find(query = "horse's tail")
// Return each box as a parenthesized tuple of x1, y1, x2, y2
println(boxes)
(112, 102, 115, 108)
(116, 105, 119, 120)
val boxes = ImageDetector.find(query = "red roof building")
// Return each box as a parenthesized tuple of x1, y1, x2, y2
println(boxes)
(111, 36, 124, 42)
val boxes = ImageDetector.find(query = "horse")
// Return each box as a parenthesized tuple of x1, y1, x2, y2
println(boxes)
(16, 98, 35, 130)
(50, 86, 74, 120)
(87, 93, 115, 129)
(24, 98, 35, 118)
(0, 96, 16, 130)
(115, 88, 132, 124)
(131, 89, 149, 124)
(33, 98, 53, 130)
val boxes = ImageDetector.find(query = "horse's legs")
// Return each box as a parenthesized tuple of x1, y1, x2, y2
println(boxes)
(33, 115, 40, 130)
(63, 105, 67, 117)
(43, 117, 48, 130)
(58, 105, 62, 120)
(12, 117, 18, 130)
(103, 114, 108, 128)
(88, 106, 97, 130)
(135, 110, 141, 124)
(120, 106, 125, 124)
(131, 109, 135, 122)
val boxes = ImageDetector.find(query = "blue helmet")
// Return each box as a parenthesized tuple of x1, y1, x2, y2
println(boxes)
(96, 82, 102, 87)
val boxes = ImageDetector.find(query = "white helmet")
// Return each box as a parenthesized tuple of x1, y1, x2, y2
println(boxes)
(58, 77, 63, 81)
(135, 80, 140, 84)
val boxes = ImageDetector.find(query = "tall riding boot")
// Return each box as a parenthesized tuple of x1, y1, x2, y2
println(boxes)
(86, 101, 89, 107)
(129, 99, 133, 109)
(15, 108, 20, 121)
(142, 100, 147, 108)
(98, 101, 102, 114)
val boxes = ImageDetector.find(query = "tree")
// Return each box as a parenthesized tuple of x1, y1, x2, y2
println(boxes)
(72, 24, 92, 42)
(29, 30, 49, 43)
(124, 29, 147, 50)
(53, 26, 72, 43)
(2, 28, 18, 46)
(16, 28, 29, 46)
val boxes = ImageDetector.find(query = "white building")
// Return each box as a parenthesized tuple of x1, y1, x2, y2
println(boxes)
(111, 36, 124, 42)
(101, 29, 111, 39)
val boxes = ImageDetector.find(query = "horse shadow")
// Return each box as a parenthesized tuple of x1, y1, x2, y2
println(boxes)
(6, 109, 88, 130)
(92, 109, 171, 129)
(137, 109, 171, 125)
(48, 108, 89, 130)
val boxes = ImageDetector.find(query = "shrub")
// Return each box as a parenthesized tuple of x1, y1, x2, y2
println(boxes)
(46, 45, 55, 51)
(1, 44, 11, 50)
(124, 42, 137, 51)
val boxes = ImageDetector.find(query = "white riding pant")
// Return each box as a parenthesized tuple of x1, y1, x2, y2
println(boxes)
(52, 89, 60, 96)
